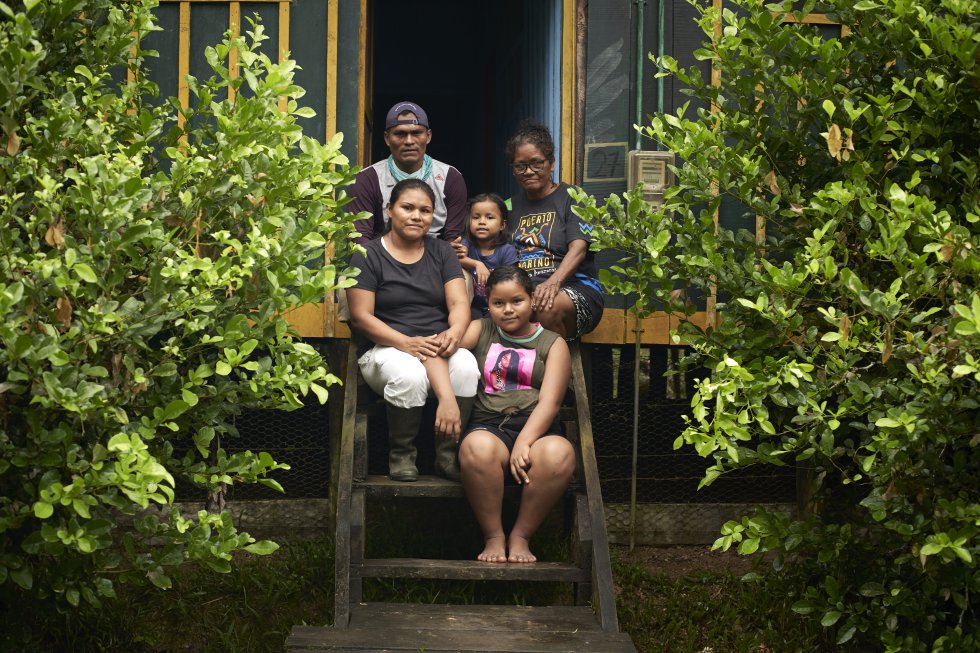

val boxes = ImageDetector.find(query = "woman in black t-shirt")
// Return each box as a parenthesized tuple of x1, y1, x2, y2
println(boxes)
(506, 120, 604, 339)
(346, 179, 480, 482)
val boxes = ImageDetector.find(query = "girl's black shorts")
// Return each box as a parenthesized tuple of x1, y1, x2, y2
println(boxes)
(462, 413, 566, 451)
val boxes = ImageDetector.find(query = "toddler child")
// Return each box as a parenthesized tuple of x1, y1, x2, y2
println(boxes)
(454, 193, 519, 317)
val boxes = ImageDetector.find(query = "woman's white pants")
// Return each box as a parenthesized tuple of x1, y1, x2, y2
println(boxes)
(357, 345, 479, 409)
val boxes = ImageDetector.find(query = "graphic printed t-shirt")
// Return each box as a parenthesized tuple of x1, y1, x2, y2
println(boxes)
(508, 182, 597, 280)
(349, 237, 463, 353)
(471, 318, 560, 423)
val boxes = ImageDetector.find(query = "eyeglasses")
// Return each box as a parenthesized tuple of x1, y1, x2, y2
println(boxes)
(512, 159, 548, 174)
(387, 128, 428, 140)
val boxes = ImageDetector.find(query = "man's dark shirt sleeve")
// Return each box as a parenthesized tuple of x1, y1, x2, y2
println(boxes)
(441, 167, 468, 242)
(348, 166, 384, 245)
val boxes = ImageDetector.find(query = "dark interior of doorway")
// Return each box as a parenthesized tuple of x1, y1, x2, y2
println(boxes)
(372, 0, 554, 200)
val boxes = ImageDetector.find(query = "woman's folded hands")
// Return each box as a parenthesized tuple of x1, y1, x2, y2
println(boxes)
(399, 334, 442, 361)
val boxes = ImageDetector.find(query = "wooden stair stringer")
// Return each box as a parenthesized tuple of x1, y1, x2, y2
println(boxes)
(569, 341, 620, 632)
(332, 344, 360, 628)
(320, 339, 631, 650)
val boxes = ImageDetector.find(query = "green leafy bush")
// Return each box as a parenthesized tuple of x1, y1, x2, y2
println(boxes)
(0, 0, 357, 623)
(578, 0, 978, 649)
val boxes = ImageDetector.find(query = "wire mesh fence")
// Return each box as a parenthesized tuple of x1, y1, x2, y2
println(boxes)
(176, 341, 797, 543)
(587, 344, 797, 544)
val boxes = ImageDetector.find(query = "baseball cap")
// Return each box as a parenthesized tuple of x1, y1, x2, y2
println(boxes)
(385, 101, 429, 130)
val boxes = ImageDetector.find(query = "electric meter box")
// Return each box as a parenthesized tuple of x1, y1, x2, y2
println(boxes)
(627, 150, 675, 208)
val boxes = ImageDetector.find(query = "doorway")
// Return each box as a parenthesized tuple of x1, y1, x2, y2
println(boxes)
(369, 0, 564, 198)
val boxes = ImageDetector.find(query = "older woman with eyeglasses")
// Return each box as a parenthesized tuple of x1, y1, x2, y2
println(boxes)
(505, 120, 604, 339)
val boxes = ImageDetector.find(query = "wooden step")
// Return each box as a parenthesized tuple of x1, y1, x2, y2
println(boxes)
(354, 558, 590, 582)
(287, 603, 637, 652)
(356, 474, 467, 498)
(356, 475, 583, 497)
(357, 475, 518, 498)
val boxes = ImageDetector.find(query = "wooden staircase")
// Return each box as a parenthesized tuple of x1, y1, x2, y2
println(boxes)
(286, 342, 635, 652)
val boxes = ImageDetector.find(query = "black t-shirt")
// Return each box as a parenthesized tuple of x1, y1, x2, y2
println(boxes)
(508, 182, 598, 280)
(349, 237, 463, 341)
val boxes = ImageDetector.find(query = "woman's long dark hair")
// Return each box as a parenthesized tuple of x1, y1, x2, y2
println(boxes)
(464, 192, 511, 248)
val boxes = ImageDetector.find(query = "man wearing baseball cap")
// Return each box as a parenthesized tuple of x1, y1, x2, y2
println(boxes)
(348, 101, 467, 244)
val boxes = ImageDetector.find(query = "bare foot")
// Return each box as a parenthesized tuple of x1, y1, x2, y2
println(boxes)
(477, 535, 507, 563)
(507, 534, 536, 563)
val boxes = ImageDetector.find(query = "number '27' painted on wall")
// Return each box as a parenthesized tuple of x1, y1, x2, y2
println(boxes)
(584, 142, 627, 182)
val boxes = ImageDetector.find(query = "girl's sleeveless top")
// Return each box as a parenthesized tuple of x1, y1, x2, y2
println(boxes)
(471, 318, 560, 423)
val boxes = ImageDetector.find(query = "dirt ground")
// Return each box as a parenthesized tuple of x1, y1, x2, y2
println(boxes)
(613, 544, 759, 578)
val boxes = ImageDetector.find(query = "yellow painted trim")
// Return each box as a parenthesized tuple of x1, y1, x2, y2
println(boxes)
(711, 0, 723, 91)
(774, 12, 848, 36)
(227, 2, 240, 104)
(128, 27, 137, 83)
(334, 316, 351, 339)
(283, 303, 328, 336)
(324, 309, 704, 346)
(178, 1, 190, 135)
(568, 309, 711, 345)
(159, 0, 280, 3)
(358, 0, 367, 167)
(778, 13, 838, 25)
(321, 245, 336, 338)
(278, 1, 290, 113)
(326, 0, 339, 144)
(309, 0, 341, 339)
(560, 0, 575, 184)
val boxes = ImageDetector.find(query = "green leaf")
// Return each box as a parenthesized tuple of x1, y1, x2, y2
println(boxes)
(74, 263, 98, 283)
(162, 400, 190, 421)
(859, 583, 885, 597)
(9, 565, 32, 590)
(216, 361, 232, 376)
(33, 501, 54, 519)
(72, 499, 91, 519)
(954, 321, 978, 336)
(920, 543, 943, 556)
(107, 433, 131, 452)
(193, 427, 216, 457)
(244, 540, 279, 555)
(182, 388, 199, 406)
(239, 339, 259, 357)
(738, 538, 760, 554)
(310, 382, 329, 404)
(147, 570, 172, 590)
(48, 350, 70, 366)
(258, 477, 285, 493)
(153, 362, 178, 377)
(821, 610, 842, 627)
